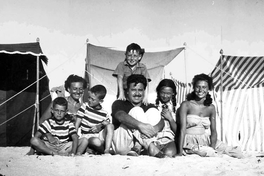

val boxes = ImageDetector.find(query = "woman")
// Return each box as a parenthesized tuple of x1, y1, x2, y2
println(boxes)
(39, 74, 88, 124)
(178, 73, 243, 158)
(148, 79, 177, 157)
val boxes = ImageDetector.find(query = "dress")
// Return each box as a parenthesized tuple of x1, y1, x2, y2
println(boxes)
(156, 101, 176, 145)
(183, 114, 243, 158)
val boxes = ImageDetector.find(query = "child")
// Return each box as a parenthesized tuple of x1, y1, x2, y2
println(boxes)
(30, 97, 78, 156)
(113, 43, 151, 104)
(75, 85, 114, 155)
(148, 79, 178, 158)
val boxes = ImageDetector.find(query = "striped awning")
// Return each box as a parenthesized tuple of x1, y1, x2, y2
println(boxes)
(211, 55, 264, 92)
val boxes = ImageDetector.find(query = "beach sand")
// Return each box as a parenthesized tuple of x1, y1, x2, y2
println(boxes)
(0, 147, 264, 176)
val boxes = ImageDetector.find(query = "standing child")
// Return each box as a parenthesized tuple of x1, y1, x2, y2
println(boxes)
(75, 85, 114, 155)
(30, 97, 78, 156)
(113, 43, 151, 104)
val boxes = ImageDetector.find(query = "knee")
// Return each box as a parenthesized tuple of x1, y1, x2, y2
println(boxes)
(164, 148, 177, 157)
(89, 137, 102, 147)
(106, 123, 114, 131)
(30, 137, 40, 147)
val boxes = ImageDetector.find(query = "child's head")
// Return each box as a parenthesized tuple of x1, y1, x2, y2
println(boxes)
(156, 79, 176, 104)
(51, 97, 68, 121)
(87, 85, 107, 108)
(125, 43, 145, 68)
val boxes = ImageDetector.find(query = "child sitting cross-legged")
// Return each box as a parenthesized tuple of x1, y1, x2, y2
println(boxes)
(75, 85, 114, 155)
(30, 97, 78, 156)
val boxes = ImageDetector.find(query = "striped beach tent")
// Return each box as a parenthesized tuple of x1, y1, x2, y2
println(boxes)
(211, 55, 264, 152)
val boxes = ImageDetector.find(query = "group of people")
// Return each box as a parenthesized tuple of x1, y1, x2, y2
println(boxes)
(30, 43, 244, 159)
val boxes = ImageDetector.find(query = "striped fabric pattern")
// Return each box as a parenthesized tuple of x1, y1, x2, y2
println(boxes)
(76, 102, 110, 134)
(171, 79, 192, 106)
(211, 55, 264, 152)
(38, 118, 76, 143)
(211, 55, 264, 92)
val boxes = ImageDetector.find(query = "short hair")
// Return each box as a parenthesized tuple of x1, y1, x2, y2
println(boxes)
(53, 97, 68, 109)
(126, 74, 147, 90)
(64, 74, 88, 92)
(90, 85, 107, 100)
(125, 43, 145, 56)
(192, 73, 213, 90)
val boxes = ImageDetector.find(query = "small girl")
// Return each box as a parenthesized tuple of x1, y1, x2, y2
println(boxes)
(148, 79, 177, 157)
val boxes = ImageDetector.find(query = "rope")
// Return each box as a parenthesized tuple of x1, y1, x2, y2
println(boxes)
(0, 42, 86, 127)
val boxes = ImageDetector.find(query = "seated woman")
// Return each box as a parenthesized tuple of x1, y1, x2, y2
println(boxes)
(39, 74, 88, 124)
(177, 73, 243, 158)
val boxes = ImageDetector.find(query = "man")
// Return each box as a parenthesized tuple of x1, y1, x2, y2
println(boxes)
(111, 74, 164, 155)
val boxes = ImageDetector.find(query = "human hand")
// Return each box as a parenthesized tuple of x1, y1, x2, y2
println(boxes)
(47, 135, 60, 145)
(138, 123, 156, 138)
(142, 97, 148, 106)
(161, 108, 173, 121)
(117, 94, 126, 101)
(89, 125, 102, 133)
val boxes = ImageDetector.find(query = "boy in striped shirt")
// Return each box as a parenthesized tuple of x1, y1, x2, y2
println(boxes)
(75, 85, 114, 155)
(30, 97, 78, 156)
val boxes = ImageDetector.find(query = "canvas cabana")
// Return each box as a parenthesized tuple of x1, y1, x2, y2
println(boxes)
(0, 42, 51, 146)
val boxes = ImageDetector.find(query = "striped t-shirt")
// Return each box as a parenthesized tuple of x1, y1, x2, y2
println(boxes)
(76, 102, 110, 134)
(38, 117, 77, 143)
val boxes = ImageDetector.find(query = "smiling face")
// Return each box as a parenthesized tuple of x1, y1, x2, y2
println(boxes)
(159, 86, 174, 104)
(67, 82, 84, 101)
(127, 82, 145, 106)
(125, 50, 142, 67)
(87, 91, 101, 108)
(194, 80, 209, 100)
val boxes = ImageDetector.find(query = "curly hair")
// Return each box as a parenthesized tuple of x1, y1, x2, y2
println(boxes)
(155, 79, 177, 113)
(187, 73, 213, 106)
(126, 74, 147, 90)
(64, 74, 88, 92)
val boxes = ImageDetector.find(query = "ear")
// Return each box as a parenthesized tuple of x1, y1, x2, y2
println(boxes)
(100, 99, 104, 103)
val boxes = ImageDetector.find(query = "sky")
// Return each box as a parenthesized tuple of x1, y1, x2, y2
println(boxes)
(1, 0, 264, 90)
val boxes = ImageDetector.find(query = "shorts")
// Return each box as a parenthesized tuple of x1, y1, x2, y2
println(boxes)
(43, 141, 72, 154)
(80, 130, 105, 142)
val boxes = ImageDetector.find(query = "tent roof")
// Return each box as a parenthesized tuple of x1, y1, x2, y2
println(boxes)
(0, 42, 48, 64)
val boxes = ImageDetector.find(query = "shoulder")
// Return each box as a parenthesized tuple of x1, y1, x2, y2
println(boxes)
(138, 63, 147, 68)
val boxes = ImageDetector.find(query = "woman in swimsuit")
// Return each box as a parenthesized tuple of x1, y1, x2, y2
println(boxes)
(178, 73, 243, 158)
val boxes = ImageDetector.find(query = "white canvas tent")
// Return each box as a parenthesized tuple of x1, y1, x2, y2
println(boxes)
(84, 43, 184, 111)
(211, 54, 264, 152)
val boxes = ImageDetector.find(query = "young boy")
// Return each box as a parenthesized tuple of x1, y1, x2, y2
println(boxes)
(75, 85, 114, 155)
(112, 43, 151, 104)
(30, 97, 78, 156)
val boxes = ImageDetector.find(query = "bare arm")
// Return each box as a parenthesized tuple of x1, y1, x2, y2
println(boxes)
(161, 108, 177, 133)
(117, 75, 126, 100)
(114, 110, 157, 138)
(178, 102, 188, 155)
(209, 105, 217, 149)
(39, 103, 52, 125)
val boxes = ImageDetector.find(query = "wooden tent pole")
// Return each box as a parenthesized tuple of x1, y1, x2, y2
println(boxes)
(85, 38, 91, 89)
(183, 42, 187, 84)
(220, 49, 224, 141)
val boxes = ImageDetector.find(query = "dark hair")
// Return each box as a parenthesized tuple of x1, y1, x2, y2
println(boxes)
(187, 73, 213, 106)
(126, 74, 147, 90)
(125, 43, 145, 57)
(192, 73, 213, 91)
(90, 84, 107, 100)
(53, 97, 68, 109)
(155, 79, 177, 113)
(64, 74, 88, 92)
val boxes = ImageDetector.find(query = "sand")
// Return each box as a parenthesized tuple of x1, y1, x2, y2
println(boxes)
(0, 147, 264, 176)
